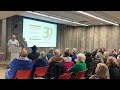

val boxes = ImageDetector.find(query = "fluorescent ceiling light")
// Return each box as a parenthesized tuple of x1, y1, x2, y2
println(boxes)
(26, 11, 89, 26)
(76, 11, 119, 26)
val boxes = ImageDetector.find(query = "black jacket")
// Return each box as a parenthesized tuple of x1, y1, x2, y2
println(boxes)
(47, 62, 66, 79)
(30, 58, 49, 78)
(109, 65, 120, 79)
(85, 57, 94, 68)
(93, 59, 101, 67)
(28, 51, 39, 61)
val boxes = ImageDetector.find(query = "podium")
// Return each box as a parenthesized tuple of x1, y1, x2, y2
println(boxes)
(8, 46, 21, 62)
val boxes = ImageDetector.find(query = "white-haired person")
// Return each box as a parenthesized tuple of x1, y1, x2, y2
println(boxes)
(30, 51, 49, 79)
(48, 49, 65, 63)
(5, 48, 33, 79)
(89, 63, 110, 79)
(69, 53, 87, 78)
(47, 49, 65, 79)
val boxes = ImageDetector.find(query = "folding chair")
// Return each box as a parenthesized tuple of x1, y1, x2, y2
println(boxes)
(75, 70, 87, 79)
(58, 72, 72, 79)
(14, 69, 32, 79)
(34, 66, 48, 79)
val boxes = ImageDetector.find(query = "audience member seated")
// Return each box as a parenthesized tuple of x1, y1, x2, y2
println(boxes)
(113, 51, 117, 59)
(30, 51, 49, 79)
(89, 63, 110, 79)
(117, 49, 120, 56)
(103, 52, 109, 64)
(93, 52, 104, 74)
(92, 48, 98, 60)
(28, 45, 39, 61)
(117, 55, 120, 59)
(47, 49, 65, 79)
(94, 52, 104, 66)
(99, 48, 104, 54)
(5, 48, 33, 79)
(47, 48, 54, 60)
(69, 53, 86, 78)
(85, 52, 94, 68)
(71, 48, 77, 64)
(109, 50, 113, 57)
(63, 51, 72, 62)
(62, 48, 70, 56)
(117, 58, 120, 78)
(63, 51, 74, 73)
(106, 57, 120, 79)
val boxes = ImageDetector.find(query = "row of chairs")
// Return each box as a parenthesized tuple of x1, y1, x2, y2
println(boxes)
(59, 67, 94, 79)
(15, 66, 48, 79)
(14, 65, 94, 79)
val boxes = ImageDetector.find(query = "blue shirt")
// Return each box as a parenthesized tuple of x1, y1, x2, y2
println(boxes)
(6, 58, 33, 79)
(47, 52, 54, 60)
(72, 55, 77, 63)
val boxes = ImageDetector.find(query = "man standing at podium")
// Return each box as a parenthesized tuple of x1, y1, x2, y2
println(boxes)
(8, 35, 19, 47)
(7, 35, 20, 62)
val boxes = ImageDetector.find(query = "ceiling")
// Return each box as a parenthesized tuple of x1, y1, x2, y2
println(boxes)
(0, 11, 120, 26)
(0, 11, 24, 19)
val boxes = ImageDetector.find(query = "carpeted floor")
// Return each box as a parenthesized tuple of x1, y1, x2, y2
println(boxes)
(0, 60, 9, 79)
(0, 66, 6, 79)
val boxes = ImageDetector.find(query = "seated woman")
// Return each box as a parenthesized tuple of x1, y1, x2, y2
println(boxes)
(93, 52, 104, 67)
(28, 45, 39, 62)
(5, 48, 33, 79)
(89, 63, 110, 79)
(63, 51, 74, 73)
(47, 49, 65, 79)
(47, 48, 54, 60)
(71, 48, 77, 64)
(69, 53, 87, 78)
(63, 51, 72, 62)
(103, 52, 109, 64)
(106, 56, 120, 79)
(30, 51, 49, 78)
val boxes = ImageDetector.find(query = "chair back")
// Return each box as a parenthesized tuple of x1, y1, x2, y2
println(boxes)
(34, 66, 48, 77)
(75, 70, 87, 79)
(15, 69, 32, 79)
(58, 73, 72, 79)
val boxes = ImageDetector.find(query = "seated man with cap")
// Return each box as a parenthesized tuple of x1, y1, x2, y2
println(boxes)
(28, 45, 39, 61)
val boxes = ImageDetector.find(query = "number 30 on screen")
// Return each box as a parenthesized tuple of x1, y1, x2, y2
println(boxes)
(43, 27, 52, 38)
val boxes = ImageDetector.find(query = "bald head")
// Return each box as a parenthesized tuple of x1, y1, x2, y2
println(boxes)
(12, 35, 16, 40)
(20, 48, 28, 57)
